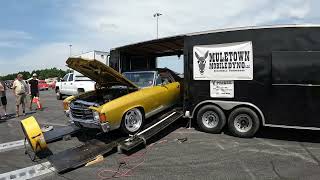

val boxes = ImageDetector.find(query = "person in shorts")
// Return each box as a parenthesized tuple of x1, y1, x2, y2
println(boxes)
(12, 74, 28, 117)
(28, 73, 39, 111)
(0, 80, 7, 118)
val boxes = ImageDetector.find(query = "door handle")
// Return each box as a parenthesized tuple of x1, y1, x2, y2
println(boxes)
(70, 83, 73, 85)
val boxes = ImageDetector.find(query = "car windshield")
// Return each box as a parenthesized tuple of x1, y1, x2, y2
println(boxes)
(123, 72, 155, 88)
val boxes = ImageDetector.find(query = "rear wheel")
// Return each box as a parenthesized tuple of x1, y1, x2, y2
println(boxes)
(121, 108, 144, 135)
(196, 105, 226, 133)
(77, 88, 85, 94)
(56, 89, 63, 100)
(228, 107, 260, 138)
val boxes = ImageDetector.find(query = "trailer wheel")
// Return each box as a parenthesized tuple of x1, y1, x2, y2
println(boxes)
(228, 107, 260, 138)
(121, 108, 144, 135)
(56, 89, 63, 100)
(196, 105, 226, 133)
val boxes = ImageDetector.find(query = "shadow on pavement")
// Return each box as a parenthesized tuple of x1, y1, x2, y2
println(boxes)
(255, 126, 320, 143)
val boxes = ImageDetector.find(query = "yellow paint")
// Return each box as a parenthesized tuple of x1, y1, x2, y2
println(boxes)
(21, 116, 47, 153)
(98, 82, 181, 128)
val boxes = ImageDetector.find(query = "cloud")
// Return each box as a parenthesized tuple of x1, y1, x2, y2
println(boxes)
(0, 0, 318, 75)
(0, 30, 32, 40)
(0, 30, 33, 50)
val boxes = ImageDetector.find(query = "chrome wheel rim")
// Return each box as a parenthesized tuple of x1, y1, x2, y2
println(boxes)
(202, 111, 219, 128)
(234, 114, 253, 133)
(124, 108, 143, 132)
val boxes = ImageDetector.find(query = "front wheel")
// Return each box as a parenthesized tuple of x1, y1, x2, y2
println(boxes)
(196, 105, 226, 133)
(228, 107, 260, 138)
(121, 108, 144, 135)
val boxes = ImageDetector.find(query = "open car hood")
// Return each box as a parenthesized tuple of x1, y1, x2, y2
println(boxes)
(66, 57, 138, 89)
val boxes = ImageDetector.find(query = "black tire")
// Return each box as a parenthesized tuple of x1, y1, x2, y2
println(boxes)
(120, 108, 144, 135)
(56, 89, 63, 100)
(228, 107, 260, 138)
(196, 105, 226, 133)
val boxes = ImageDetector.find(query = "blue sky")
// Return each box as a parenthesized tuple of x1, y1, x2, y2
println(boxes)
(0, 0, 319, 76)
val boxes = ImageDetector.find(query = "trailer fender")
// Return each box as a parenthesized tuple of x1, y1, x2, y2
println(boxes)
(191, 100, 266, 125)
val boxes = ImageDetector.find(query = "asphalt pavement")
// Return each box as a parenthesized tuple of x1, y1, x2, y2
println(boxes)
(1, 90, 320, 180)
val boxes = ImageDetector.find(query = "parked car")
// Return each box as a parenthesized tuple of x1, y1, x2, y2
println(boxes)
(63, 58, 182, 134)
(55, 72, 95, 100)
(38, 80, 49, 91)
(48, 80, 56, 89)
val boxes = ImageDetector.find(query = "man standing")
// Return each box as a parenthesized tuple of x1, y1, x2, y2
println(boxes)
(12, 74, 28, 117)
(28, 73, 39, 111)
(0, 80, 8, 118)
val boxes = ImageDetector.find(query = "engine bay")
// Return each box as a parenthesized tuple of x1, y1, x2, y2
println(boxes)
(75, 87, 137, 105)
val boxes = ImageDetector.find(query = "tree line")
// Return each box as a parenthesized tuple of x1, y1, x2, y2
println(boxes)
(0, 68, 72, 80)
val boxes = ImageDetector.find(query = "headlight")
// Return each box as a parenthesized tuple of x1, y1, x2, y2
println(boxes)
(93, 111, 107, 122)
(93, 111, 100, 121)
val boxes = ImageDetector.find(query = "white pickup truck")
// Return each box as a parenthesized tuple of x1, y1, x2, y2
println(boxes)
(55, 72, 95, 100)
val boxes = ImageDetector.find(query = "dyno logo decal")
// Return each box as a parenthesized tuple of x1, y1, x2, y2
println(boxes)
(195, 51, 209, 75)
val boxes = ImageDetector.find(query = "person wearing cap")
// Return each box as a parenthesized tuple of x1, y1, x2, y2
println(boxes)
(12, 74, 28, 117)
(28, 73, 39, 111)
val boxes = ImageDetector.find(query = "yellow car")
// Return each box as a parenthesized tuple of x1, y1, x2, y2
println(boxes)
(64, 57, 181, 134)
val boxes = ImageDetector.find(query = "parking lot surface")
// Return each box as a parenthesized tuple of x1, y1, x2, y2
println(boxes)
(1, 90, 320, 179)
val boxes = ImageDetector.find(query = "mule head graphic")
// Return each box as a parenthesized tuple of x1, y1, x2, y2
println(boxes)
(195, 51, 209, 75)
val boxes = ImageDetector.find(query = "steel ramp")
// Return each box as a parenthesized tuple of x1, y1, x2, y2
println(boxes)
(44, 124, 80, 143)
(47, 138, 123, 173)
(47, 108, 183, 173)
(118, 108, 183, 152)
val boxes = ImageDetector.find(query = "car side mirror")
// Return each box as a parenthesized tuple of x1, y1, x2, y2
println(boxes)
(60, 78, 64, 82)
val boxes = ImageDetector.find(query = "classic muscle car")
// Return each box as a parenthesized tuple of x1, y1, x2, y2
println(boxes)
(64, 57, 182, 134)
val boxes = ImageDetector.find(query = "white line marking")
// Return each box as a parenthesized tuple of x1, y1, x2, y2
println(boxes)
(256, 139, 317, 164)
(216, 142, 225, 150)
(0, 140, 26, 153)
(239, 161, 256, 180)
(0, 161, 55, 180)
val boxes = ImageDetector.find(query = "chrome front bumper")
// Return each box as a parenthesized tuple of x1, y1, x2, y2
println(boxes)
(70, 115, 111, 132)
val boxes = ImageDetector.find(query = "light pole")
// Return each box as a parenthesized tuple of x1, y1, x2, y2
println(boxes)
(69, 44, 72, 57)
(153, 12, 162, 39)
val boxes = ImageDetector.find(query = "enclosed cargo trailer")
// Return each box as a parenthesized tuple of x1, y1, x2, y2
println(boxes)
(110, 25, 320, 137)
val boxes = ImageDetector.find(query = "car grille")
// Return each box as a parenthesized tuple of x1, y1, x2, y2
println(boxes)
(70, 101, 94, 120)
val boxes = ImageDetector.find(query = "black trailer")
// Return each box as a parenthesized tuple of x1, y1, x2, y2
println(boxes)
(110, 25, 320, 137)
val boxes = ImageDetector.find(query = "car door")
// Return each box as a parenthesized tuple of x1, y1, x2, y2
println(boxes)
(158, 73, 180, 107)
(60, 74, 69, 94)
(66, 73, 76, 95)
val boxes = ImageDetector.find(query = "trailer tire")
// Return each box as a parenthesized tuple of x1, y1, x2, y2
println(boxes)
(196, 105, 226, 133)
(121, 108, 144, 135)
(228, 107, 260, 138)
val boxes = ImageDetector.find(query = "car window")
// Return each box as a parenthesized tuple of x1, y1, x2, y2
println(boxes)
(156, 75, 162, 85)
(63, 74, 69, 81)
(75, 74, 91, 81)
(68, 74, 74, 81)
(123, 72, 155, 88)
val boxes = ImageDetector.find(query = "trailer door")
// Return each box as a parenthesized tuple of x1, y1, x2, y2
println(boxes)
(271, 51, 320, 128)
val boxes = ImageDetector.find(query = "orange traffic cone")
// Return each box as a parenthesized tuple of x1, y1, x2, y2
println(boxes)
(32, 97, 42, 110)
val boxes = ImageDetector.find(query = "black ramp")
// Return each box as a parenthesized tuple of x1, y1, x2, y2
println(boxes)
(48, 139, 119, 173)
(44, 125, 80, 143)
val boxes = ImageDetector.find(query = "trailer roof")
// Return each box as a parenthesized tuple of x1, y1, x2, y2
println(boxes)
(113, 35, 185, 57)
(113, 24, 320, 57)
